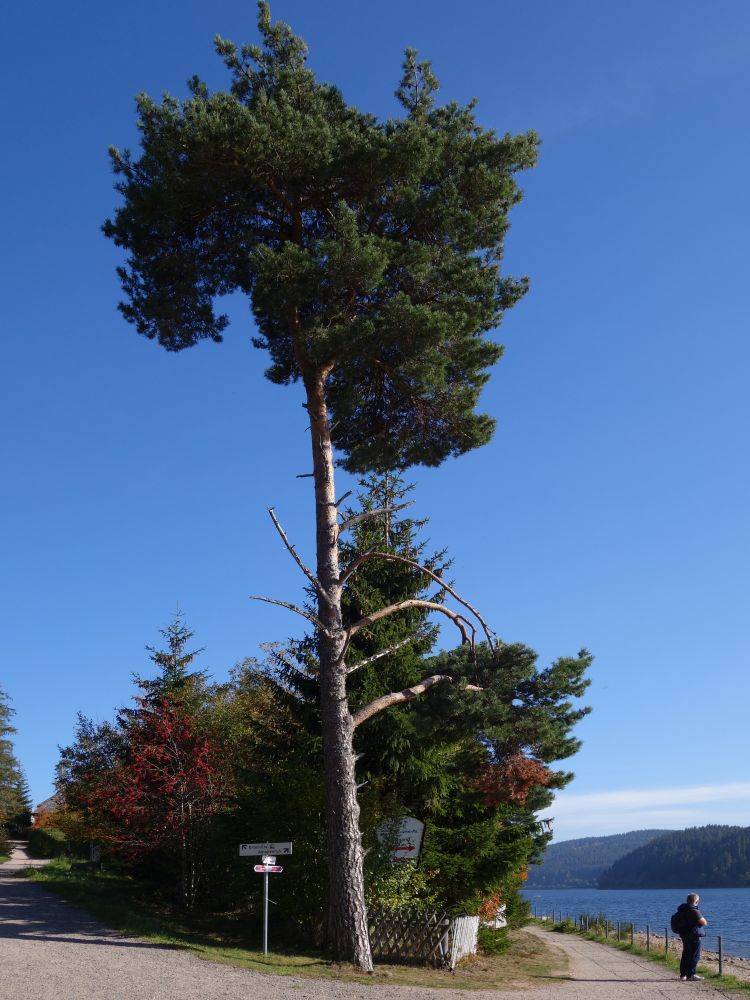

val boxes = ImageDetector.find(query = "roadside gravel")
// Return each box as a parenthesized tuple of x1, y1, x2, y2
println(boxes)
(0, 848, 736, 999)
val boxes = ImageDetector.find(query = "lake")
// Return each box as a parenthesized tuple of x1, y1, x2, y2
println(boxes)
(522, 887, 750, 959)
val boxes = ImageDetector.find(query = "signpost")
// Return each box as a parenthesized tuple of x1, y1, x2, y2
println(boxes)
(240, 842, 292, 954)
(239, 842, 293, 856)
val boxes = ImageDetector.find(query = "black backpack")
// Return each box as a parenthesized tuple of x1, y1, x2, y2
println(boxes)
(671, 909, 689, 934)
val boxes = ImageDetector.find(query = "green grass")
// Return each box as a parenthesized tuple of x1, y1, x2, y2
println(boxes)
(25, 861, 567, 989)
(536, 918, 750, 994)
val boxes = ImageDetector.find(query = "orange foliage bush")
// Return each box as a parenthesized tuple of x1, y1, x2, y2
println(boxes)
(477, 888, 503, 920)
(33, 808, 60, 829)
(474, 752, 553, 807)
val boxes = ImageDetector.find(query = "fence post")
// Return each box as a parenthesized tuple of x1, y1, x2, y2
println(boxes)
(718, 936, 723, 976)
(630, 924, 634, 947)
(617, 921, 621, 941)
(646, 925, 650, 952)
(605, 919, 609, 939)
(665, 928, 669, 954)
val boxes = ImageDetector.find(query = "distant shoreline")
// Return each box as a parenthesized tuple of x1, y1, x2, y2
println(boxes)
(526, 885, 750, 890)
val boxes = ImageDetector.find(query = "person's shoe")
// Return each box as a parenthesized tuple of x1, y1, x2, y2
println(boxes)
(688, 974, 704, 980)
(680, 975, 688, 980)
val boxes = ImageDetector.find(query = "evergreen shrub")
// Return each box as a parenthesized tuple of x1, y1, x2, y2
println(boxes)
(28, 826, 67, 858)
(477, 926, 511, 954)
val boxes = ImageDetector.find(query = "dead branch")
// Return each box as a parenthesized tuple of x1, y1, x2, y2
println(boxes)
(338, 501, 415, 534)
(249, 595, 328, 633)
(267, 507, 331, 606)
(334, 490, 353, 507)
(338, 546, 378, 586)
(345, 632, 423, 674)
(352, 674, 483, 728)
(341, 551, 496, 651)
(348, 599, 475, 649)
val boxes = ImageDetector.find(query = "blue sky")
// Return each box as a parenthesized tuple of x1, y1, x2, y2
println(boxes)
(2, 0, 748, 841)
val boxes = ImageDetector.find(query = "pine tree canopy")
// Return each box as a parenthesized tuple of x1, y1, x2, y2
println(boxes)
(104, 1, 538, 472)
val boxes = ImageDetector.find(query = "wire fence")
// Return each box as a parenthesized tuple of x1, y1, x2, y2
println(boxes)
(532, 905, 750, 977)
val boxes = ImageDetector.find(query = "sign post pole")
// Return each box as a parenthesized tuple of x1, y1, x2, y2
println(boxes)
(239, 842, 291, 955)
(263, 868, 269, 955)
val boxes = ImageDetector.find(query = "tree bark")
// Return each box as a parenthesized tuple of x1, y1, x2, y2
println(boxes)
(305, 370, 374, 971)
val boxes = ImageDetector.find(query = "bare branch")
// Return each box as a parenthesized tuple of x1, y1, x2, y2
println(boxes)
(296, 472, 315, 479)
(334, 490, 353, 508)
(348, 599, 475, 649)
(338, 546, 378, 587)
(267, 507, 331, 606)
(341, 551, 496, 651)
(338, 501, 415, 533)
(352, 674, 483, 728)
(345, 632, 423, 674)
(249, 595, 327, 633)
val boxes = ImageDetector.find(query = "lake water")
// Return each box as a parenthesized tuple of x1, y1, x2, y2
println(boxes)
(522, 888, 750, 959)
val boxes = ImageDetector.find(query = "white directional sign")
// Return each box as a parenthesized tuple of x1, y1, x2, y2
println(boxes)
(376, 817, 425, 862)
(239, 841, 293, 857)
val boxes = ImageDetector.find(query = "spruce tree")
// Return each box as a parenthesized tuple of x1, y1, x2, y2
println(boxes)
(104, 2, 537, 966)
(0, 689, 31, 833)
(274, 481, 591, 920)
(133, 611, 208, 709)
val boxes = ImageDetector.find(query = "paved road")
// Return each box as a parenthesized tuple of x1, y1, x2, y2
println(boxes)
(0, 849, 734, 999)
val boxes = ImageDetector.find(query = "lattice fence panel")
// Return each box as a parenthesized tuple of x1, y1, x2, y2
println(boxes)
(368, 907, 452, 966)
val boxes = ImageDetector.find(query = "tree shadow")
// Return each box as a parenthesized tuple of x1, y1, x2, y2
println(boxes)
(0, 878, 172, 950)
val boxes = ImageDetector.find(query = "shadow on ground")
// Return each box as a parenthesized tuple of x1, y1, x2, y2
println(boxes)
(0, 876, 168, 949)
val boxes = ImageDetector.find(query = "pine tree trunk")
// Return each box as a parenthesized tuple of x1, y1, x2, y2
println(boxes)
(306, 372, 373, 971)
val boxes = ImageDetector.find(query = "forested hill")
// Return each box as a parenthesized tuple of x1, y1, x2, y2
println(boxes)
(526, 830, 669, 888)
(598, 825, 750, 888)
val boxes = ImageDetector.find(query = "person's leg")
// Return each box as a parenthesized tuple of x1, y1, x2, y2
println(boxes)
(680, 937, 691, 978)
(689, 937, 702, 978)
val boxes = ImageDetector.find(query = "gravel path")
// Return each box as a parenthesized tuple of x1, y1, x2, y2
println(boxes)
(0, 848, 734, 999)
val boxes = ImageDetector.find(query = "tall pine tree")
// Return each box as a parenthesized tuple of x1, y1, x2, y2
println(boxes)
(104, 2, 538, 965)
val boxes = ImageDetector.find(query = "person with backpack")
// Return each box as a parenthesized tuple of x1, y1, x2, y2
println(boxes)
(671, 893, 708, 981)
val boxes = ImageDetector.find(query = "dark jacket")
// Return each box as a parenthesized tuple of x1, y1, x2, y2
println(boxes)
(676, 902, 705, 937)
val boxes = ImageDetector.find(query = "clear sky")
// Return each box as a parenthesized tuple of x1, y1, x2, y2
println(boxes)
(2, 0, 748, 841)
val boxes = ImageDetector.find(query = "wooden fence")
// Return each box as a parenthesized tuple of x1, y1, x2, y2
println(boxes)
(368, 907, 480, 969)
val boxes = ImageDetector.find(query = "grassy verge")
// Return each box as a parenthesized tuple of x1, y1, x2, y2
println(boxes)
(25, 862, 566, 990)
(536, 918, 750, 994)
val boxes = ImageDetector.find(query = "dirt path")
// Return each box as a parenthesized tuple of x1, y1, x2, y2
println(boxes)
(0, 858, 735, 1000)
(2, 840, 52, 874)
(522, 926, 733, 997)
